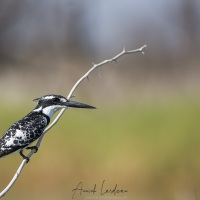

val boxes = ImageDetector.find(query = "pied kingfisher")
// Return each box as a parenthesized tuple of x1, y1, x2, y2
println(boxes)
(0, 94, 95, 162)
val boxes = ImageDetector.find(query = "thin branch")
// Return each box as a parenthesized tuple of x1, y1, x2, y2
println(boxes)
(0, 44, 146, 198)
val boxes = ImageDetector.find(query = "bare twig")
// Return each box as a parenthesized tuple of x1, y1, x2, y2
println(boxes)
(0, 45, 146, 198)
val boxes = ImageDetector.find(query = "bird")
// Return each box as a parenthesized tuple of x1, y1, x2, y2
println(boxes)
(0, 94, 95, 162)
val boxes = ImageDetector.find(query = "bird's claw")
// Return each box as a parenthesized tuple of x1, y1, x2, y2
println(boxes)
(19, 150, 30, 163)
(26, 146, 38, 153)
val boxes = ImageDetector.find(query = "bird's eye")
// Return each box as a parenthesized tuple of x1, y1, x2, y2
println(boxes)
(53, 98, 60, 103)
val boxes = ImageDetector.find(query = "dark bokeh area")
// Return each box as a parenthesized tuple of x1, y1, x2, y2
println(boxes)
(0, 1, 200, 200)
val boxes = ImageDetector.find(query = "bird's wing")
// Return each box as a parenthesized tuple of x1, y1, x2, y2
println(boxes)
(0, 113, 48, 158)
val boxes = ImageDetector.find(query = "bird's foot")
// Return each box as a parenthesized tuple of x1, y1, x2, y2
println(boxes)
(20, 146, 38, 163)
(26, 146, 38, 153)
(19, 150, 29, 163)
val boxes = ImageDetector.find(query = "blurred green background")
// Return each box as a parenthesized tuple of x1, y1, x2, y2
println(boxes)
(0, 0, 200, 200)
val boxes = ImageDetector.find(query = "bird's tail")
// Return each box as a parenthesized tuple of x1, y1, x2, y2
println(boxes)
(0, 150, 6, 158)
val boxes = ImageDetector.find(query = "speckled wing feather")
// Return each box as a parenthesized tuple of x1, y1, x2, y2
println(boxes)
(0, 112, 49, 158)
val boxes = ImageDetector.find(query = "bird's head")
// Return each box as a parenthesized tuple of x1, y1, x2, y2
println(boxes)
(33, 94, 95, 119)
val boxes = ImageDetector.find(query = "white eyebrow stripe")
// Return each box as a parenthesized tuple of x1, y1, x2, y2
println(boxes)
(60, 98, 67, 102)
(42, 96, 55, 100)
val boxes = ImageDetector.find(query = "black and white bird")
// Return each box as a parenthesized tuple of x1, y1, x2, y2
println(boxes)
(0, 94, 95, 162)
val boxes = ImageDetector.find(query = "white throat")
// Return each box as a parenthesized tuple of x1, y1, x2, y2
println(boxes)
(42, 106, 62, 119)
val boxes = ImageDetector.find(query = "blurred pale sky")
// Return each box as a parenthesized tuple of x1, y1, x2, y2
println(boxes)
(1, 0, 199, 56)
(0, 0, 199, 101)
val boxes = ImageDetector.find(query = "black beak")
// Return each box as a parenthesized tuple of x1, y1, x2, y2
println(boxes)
(66, 100, 96, 109)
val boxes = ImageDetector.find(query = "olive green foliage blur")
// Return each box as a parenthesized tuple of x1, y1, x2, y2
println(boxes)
(0, 97, 200, 200)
